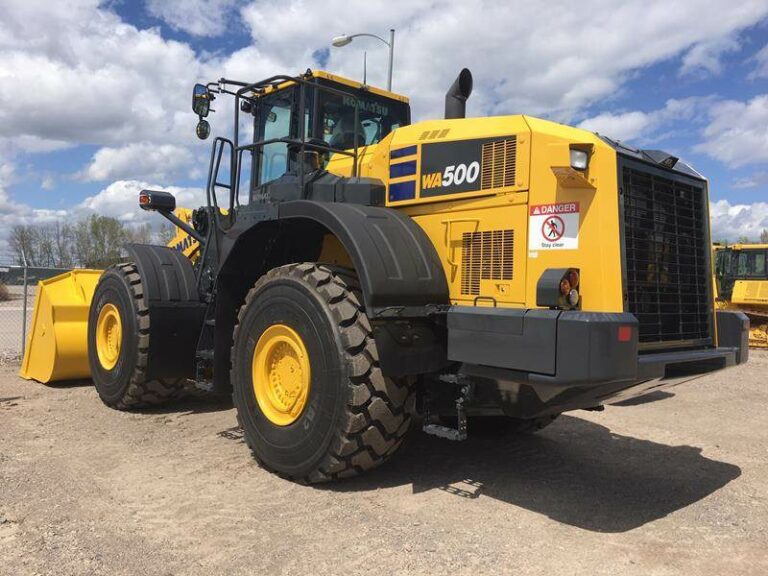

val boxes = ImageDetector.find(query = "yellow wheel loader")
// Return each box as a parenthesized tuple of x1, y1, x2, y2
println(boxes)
(22, 68, 749, 483)
(714, 243, 768, 348)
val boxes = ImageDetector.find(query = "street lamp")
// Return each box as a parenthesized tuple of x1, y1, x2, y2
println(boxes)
(331, 29, 395, 91)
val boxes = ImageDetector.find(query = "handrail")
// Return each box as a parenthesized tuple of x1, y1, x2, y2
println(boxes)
(205, 72, 365, 231)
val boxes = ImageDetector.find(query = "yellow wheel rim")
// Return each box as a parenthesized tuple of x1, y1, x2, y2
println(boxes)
(96, 303, 123, 371)
(252, 324, 311, 426)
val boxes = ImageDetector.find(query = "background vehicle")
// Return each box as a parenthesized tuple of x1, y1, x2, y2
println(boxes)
(23, 68, 749, 483)
(714, 243, 768, 348)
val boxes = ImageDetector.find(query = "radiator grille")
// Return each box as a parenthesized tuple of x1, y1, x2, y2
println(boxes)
(461, 229, 514, 295)
(481, 138, 516, 189)
(621, 166, 711, 348)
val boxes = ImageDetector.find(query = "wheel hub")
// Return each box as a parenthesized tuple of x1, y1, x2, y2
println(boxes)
(95, 303, 122, 371)
(252, 324, 311, 426)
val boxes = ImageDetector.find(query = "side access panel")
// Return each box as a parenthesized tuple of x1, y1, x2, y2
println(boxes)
(124, 244, 206, 380)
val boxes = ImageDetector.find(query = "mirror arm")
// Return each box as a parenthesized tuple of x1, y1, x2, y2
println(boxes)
(158, 209, 206, 245)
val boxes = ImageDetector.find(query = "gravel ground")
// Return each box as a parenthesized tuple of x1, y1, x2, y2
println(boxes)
(1, 352, 766, 576)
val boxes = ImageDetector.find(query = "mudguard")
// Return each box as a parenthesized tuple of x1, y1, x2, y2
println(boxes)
(123, 244, 206, 380)
(278, 200, 449, 316)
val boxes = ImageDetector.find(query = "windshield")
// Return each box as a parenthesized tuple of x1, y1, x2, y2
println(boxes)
(317, 84, 409, 149)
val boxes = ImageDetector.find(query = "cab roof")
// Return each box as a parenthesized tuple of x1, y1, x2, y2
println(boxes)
(258, 70, 409, 104)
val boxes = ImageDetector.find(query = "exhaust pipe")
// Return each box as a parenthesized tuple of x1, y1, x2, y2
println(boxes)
(445, 68, 473, 119)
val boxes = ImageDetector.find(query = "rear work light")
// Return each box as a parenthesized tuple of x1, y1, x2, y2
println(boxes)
(537, 268, 581, 310)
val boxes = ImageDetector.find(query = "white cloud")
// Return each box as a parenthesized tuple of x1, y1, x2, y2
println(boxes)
(578, 97, 707, 142)
(749, 43, 768, 79)
(240, 0, 768, 120)
(146, 0, 241, 37)
(40, 175, 55, 191)
(0, 0, 203, 150)
(679, 35, 740, 77)
(0, 161, 68, 258)
(0, 0, 765, 155)
(732, 171, 768, 189)
(695, 94, 768, 167)
(79, 143, 198, 182)
(710, 199, 768, 241)
(76, 180, 206, 223)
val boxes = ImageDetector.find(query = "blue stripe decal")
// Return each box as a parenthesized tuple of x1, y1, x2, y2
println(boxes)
(390, 145, 417, 159)
(389, 160, 417, 179)
(388, 180, 416, 202)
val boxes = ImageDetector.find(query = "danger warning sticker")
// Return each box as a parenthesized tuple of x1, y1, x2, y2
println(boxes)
(529, 202, 579, 250)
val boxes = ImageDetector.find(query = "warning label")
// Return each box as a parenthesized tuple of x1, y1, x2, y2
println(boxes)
(529, 202, 579, 250)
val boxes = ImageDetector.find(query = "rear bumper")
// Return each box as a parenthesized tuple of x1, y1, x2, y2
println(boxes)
(447, 307, 749, 417)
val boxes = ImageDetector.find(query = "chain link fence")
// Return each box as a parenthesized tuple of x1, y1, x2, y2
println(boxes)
(0, 262, 73, 365)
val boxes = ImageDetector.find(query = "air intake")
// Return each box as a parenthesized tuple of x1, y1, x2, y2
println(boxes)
(481, 138, 517, 189)
(461, 229, 514, 295)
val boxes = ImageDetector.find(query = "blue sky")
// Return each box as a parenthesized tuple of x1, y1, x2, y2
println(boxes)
(1, 0, 767, 256)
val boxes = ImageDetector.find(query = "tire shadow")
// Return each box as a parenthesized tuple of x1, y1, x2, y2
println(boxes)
(325, 414, 741, 533)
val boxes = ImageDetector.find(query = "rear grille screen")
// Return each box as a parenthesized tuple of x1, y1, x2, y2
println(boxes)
(481, 138, 516, 189)
(461, 229, 514, 295)
(622, 166, 711, 347)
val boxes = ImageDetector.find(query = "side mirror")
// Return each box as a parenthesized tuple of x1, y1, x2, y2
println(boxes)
(196, 119, 210, 140)
(139, 190, 176, 212)
(192, 83, 211, 118)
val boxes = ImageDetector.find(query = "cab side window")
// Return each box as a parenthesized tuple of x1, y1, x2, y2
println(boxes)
(257, 90, 294, 186)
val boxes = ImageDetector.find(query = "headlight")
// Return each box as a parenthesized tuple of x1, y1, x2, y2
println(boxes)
(570, 148, 588, 171)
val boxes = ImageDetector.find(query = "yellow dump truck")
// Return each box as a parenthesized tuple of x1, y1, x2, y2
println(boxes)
(22, 68, 749, 483)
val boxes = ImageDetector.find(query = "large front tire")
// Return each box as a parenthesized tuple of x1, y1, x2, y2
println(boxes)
(231, 263, 414, 483)
(87, 263, 185, 409)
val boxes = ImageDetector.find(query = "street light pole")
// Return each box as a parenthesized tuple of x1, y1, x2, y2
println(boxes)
(387, 28, 394, 92)
(331, 29, 396, 91)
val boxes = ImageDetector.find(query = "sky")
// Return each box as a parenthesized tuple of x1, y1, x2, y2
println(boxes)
(1, 0, 768, 260)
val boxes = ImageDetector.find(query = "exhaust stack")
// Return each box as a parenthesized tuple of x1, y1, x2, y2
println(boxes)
(445, 68, 473, 119)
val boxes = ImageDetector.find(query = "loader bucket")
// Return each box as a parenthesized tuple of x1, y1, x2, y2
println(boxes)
(19, 270, 103, 383)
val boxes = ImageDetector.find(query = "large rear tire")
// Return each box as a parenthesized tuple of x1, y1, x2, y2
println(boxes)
(87, 263, 185, 409)
(231, 263, 414, 483)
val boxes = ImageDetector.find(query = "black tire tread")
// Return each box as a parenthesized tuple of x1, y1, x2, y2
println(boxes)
(231, 263, 414, 483)
(97, 263, 185, 410)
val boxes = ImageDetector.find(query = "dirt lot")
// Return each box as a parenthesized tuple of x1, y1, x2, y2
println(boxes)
(1, 352, 766, 576)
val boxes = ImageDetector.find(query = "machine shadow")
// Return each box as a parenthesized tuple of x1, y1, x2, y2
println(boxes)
(327, 414, 741, 533)
(43, 377, 94, 389)
(610, 390, 675, 406)
(137, 393, 234, 415)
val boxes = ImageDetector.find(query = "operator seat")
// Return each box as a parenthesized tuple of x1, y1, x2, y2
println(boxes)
(329, 115, 366, 150)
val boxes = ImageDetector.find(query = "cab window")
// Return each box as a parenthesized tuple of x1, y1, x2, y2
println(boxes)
(317, 88, 409, 149)
(256, 89, 294, 185)
(736, 251, 767, 277)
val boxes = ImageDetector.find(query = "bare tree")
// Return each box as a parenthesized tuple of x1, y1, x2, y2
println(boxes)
(9, 217, 170, 268)
(8, 225, 37, 266)
(761, 229, 768, 244)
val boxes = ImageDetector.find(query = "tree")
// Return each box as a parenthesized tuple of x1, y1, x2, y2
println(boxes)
(9, 216, 164, 268)
(73, 215, 128, 268)
(8, 225, 38, 266)
(761, 229, 768, 244)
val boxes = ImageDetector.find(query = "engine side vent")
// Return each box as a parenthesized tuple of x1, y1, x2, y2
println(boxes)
(481, 137, 517, 190)
(461, 229, 514, 295)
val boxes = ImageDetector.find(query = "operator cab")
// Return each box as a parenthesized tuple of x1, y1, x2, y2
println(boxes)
(251, 71, 410, 187)
(191, 70, 410, 212)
